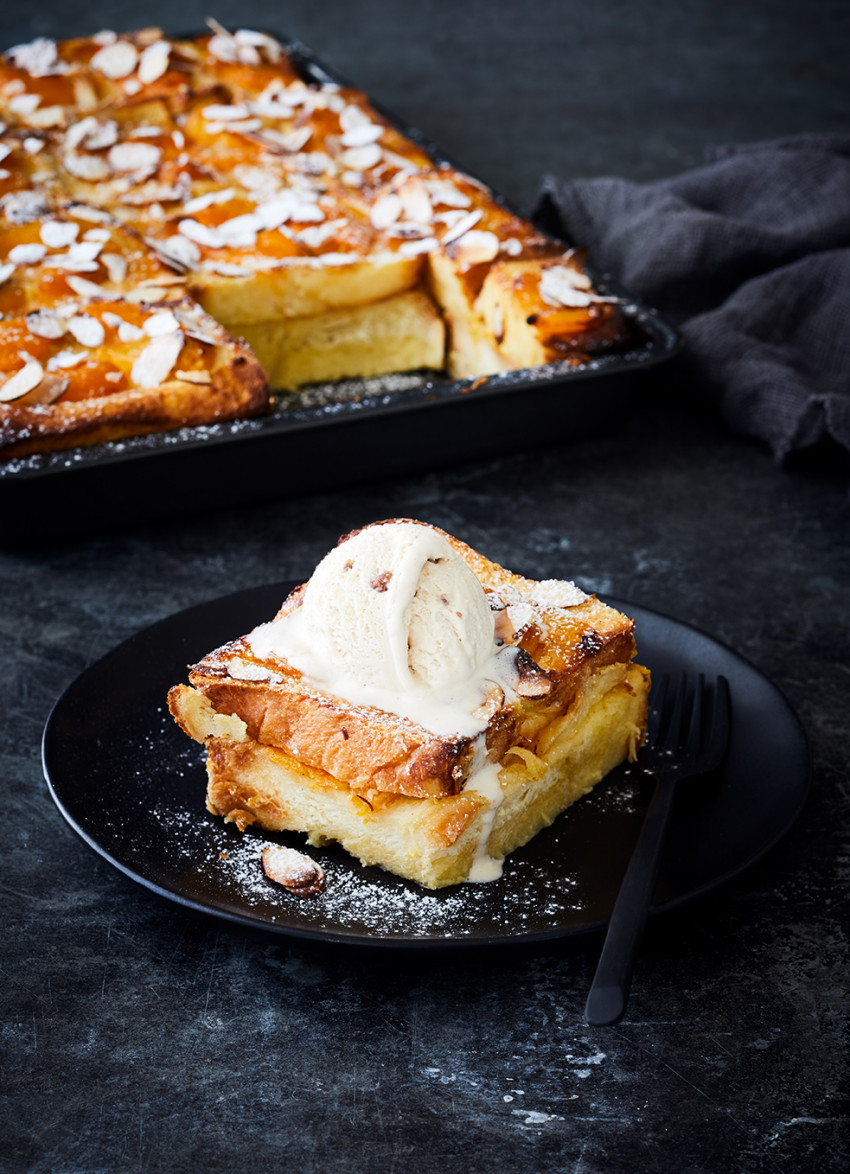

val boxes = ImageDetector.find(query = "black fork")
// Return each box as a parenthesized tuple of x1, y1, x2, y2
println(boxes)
(585, 673, 731, 1026)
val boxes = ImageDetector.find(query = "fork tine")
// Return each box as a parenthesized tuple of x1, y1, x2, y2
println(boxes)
(680, 673, 704, 769)
(700, 675, 731, 775)
(646, 672, 670, 745)
(664, 671, 689, 757)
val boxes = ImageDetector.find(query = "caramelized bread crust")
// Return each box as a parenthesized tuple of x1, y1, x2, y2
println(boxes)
(169, 521, 641, 800)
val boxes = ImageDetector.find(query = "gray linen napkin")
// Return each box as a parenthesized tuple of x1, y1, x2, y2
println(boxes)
(537, 135, 850, 460)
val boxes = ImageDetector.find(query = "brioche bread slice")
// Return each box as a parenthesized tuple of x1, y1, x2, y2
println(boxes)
(168, 522, 649, 887)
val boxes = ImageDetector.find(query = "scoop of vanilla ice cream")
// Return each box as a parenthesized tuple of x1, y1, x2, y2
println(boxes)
(302, 521, 494, 693)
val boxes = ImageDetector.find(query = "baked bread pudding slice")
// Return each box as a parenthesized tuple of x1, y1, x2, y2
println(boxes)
(169, 520, 649, 889)
(1, 23, 636, 457)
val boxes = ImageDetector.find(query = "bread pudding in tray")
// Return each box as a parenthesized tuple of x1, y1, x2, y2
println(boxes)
(169, 520, 650, 889)
(0, 22, 671, 467)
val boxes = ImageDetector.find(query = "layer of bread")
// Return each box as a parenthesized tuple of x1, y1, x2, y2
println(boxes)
(230, 288, 445, 390)
(195, 660, 648, 888)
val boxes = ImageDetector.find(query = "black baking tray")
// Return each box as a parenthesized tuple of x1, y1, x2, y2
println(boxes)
(0, 31, 679, 545)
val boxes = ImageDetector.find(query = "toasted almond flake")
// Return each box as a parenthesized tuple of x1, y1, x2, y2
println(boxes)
(539, 266, 594, 308)
(138, 39, 170, 84)
(258, 126, 313, 154)
(25, 105, 66, 129)
(123, 79, 142, 96)
(47, 349, 87, 370)
(426, 178, 472, 209)
(249, 95, 295, 119)
(0, 360, 44, 402)
(20, 371, 68, 404)
(143, 308, 181, 337)
(216, 213, 261, 248)
(262, 845, 325, 897)
(177, 218, 225, 249)
(203, 261, 250, 277)
(398, 177, 433, 225)
(90, 40, 139, 80)
(501, 237, 523, 257)
(8, 93, 41, 116)
(172, 129, 185, 149)
(201, 103, 251, 122)
(440, 209, 483, 246)
(25, 310, 65, 339)
(297, 219, 345, 248)
(339, 104, 372, 133)
(104, 371, 123, 383)
(7, 38, 58, 77)
(8, 242, 47, 265)
(0, 145, 10, 164)
(0, 262, 15, 284)
(447, 228, 500, 266)
(341, 143, 382, 171)
(81, 119, 119, 151)
(370, 192, 403, 229)
(67, 314, 105, 347)
(63, 152, 111, 181)
(101, 252, 127, 283)
(1, 190, 49, 223)
(82, 228, 112, 243)
(117, 320, 145, 341)
(182, 189, 236, 214)
(398, 236, 438, 257)
(341, 122, 383, 148)
(131, 330, 183, 387)
(174, 368, 212, 384)
(66, 274, 119, 300)
(40, 220, 80, 249)
(67, 202, 111, 224)
(124, 285, 180, 304)
(92, 30, 118, 46)
(173, 305, 220, 344)
(108, 141, 161, 175)
(159, 234, 200, 269)
(23, 136, 44, 154)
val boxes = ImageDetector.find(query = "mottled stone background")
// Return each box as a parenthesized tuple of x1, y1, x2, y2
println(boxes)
(1, 2, 848, 1172)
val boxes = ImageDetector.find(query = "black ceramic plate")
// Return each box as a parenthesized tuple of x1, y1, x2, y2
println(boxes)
(43, 582, 809, 948)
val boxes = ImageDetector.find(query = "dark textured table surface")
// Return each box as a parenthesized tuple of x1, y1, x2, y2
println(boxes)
(2, 3, 849, 1172)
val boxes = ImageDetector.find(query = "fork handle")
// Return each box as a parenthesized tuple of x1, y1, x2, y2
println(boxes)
(584, 775, 675, 1026)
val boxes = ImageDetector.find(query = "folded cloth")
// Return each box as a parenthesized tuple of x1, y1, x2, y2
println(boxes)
(537, 135, 850, 459)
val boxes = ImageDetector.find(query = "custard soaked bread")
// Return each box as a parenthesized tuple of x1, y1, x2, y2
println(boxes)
(1, 24, 632, 454)
(169, 520, 650, 888)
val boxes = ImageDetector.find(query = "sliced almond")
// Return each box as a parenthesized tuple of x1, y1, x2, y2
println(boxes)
(0, 360, 44, 402)
(174, 369, 212, 384)
(138, 39, 170, 84)
(25, 310, 65, 340)
(101, 252, 127, 283)
(65, 274, 119, 300)
(130, 330, 183, 387)
(8, 243, 47, 265)
(90, 41, 139, 80)
(262, 845, 326, 897)
(67, 315, 105, 347)
(40, 220, 80, 249)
